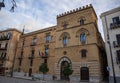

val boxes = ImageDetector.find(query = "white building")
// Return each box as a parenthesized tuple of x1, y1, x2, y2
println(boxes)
(100, 7, 120, 83)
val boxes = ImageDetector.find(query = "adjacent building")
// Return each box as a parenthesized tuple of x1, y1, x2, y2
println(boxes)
(100, 7, 120, 83)
(0, 28, 21, 75)
(0, 4, 108, 82)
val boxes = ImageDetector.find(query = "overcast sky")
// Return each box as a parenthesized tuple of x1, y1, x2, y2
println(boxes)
(0, 0, 120, 38)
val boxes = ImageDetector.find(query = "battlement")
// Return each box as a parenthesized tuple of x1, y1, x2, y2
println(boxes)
(57, 4, 93, 18)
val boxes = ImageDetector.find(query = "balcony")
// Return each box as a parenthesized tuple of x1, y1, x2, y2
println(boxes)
(113, 41, 120, 48)
(110, 22, 120, 29)
(0, 47, 7, 50)
(30, 42, 36, 46)
(0, 36, 10, 41)
(0, 57, 6, 61)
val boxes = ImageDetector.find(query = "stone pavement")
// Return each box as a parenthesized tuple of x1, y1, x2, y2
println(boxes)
(0, 76, 108, 83)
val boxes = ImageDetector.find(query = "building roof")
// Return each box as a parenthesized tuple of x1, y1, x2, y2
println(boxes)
(100, 6, 120, 18)
(0, 28, 22, 33)
(21, 26, 56, 37)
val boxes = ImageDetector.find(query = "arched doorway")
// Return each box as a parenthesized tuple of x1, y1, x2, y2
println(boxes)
(61, 61, 69, 80)
(81, 67, 89, 81)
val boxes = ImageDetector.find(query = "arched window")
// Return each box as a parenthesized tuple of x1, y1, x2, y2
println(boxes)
(7, 32, 12, 39)
(76, 28, 89, 44)
(80, 19, 84, 25)
(80, 33, 86, 44)
(59, 32, 70, 46)
(63, 36, 68, 46)
(79, 16, 85, 25)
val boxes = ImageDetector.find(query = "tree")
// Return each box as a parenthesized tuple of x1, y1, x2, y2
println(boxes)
(39, 63, 49, 80)
(0, 0, 17, 12)
(62, 65, 73, 81)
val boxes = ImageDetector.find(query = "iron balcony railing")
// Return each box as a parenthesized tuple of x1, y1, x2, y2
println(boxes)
(110, 22, 120, 29)
(30, 42, 36, 46)
(113, 41, 120, 48)
(0, 47, 7, 50)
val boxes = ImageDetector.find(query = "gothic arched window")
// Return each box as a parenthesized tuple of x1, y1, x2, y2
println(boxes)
(63, 36, 68, 46)
(80, 33, 86, 44)
(59, 32, 70, 46)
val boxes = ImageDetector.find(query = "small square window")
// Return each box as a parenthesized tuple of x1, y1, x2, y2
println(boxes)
(112, 16, 120, 24)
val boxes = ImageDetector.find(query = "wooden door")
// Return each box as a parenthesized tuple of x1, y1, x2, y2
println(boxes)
(81, 67, 89, 81)
(29, 68, 32, 76)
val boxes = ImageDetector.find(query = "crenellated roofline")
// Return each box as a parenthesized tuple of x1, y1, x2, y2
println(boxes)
(57, 4, 96, 18)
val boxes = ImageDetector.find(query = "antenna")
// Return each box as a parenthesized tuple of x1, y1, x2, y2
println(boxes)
(22, 25, 25, 35)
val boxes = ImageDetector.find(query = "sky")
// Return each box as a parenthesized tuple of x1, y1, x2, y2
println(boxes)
(0, 0, 120, 38)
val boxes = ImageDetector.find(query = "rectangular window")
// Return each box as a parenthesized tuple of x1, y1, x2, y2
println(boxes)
(46, 33, 51, 43)
(33, 37, 37, 43)
(116, 50, 120, 63)
(116, 34, 120, 45)
(81, 50, 87, 58)
(112, 16, 120, 24)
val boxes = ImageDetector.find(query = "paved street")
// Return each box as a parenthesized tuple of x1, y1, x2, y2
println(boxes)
(0, 76, 108, 83)
(0, 76, 83, 83)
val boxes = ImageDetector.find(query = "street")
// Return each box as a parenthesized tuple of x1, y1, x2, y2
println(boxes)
(0, 76, 108, 83)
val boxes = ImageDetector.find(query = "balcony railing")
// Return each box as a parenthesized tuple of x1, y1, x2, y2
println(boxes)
(0, 36, 10, 41)
(110, 22, 120, 29)
(0, 57, 6, 60)
(113, 41, 120, 48)
(30, 42, 36, 46)
(0, 47, 7, 50)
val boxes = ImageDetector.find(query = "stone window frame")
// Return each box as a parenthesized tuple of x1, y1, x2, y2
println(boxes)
(61, 21, 69, 29)
(78, 16, 86, 25)
(59, 32, 70, 46)
(81, 49, 87, 58)
(46, 33, 51, 43)
(76, 28, 89, 44)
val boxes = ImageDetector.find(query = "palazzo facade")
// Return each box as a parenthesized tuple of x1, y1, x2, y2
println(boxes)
(0, 4, 108, 82)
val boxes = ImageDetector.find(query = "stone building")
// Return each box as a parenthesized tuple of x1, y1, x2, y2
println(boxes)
(0, 4, 108, 82)
(0, 28, 21, 75)
(100, 6, 120, 83)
